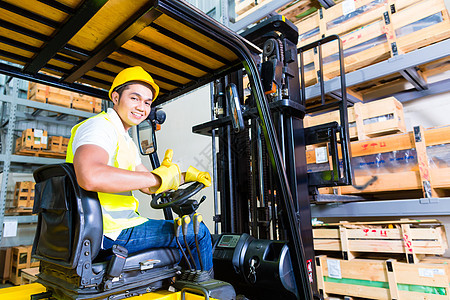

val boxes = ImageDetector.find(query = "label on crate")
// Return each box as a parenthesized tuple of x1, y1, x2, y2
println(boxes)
(315, 147, 328, 164)
(419, 268, 445, 278)
(42, 136, 48, 145)
(342, 0, 356, 15)
(327, 259, 342, 279)
(34, 129, 43, 138)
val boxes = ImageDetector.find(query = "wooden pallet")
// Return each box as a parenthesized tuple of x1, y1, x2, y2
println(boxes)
(20, 267, 39, 285)
(295, 0, 450, 95)
(5, 207, 34, 215)
(304, 97, 406, 141)
(316, 255, 450, 300)
(313, 219, 448, 263)
(13, 181, 35, 209)
(15, 148, 66, 159)
(308, 124, 450, 198)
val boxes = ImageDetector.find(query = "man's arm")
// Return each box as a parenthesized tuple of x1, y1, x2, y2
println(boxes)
(135, 163, 155, 194)
(73, 144, 161, 193)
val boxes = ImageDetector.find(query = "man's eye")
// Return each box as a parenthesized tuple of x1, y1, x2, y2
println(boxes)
(131, 97, 138, 101)
(145, 102, 151, 106)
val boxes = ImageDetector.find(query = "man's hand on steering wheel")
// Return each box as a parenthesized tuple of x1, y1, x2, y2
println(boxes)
(185, 166, 211, 187)
(150, 149, 182, 194)
(150, 165, 211, 210)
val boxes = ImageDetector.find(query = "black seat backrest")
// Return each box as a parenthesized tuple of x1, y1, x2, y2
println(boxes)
(32, 163, 102, 269)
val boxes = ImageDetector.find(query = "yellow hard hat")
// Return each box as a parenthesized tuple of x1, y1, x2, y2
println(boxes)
(108, 66, 160, 100)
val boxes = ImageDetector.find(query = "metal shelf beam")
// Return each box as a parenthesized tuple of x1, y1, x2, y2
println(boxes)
(305, 39, 450, 100)
(4, 215, 37, 224)
(0, 154, 65, 164)
(311, 197, 450, 218)
(1, 94, 95, 118)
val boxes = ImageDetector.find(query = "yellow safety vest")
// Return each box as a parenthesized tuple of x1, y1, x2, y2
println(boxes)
(66, 112, 148, 233)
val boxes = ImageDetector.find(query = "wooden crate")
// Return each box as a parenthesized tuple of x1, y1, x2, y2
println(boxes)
(304, 97, 406, 141)
(0, 248, 12, 284)
(316, 255, 450, 300)
(235, 0, 280, 22)
(28, 82, 72, 108)
(313, 219, 448, 263)
(17, 128, 48, 151)
(48, 136, 69, 154)
(13, 181, 35, 209)
(278, 1, 321, 24)
(28, 82, 102, 112)
(72, 94, 102, 113)
(10, 246, 32, 285)
(308, 124, 450, 198)
(296, 0, 450, 89)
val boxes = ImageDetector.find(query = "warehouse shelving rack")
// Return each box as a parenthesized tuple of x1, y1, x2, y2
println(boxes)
(0, 77, 96, 246)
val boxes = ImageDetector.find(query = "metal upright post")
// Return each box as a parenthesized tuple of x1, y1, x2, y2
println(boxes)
(0, 77, 19, 243)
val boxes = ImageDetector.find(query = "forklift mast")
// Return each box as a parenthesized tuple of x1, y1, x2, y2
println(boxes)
(194, 16, 353, 300)
(194, 16, 316, 299)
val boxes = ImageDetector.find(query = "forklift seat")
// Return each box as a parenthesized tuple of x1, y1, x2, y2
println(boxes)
(32, 163, 180, 299)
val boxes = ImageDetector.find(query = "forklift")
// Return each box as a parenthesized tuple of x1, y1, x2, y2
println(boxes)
(0, 0, 352, 299)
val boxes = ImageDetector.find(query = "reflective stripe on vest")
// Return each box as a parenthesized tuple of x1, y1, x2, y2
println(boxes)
(66, 112, 147, 233)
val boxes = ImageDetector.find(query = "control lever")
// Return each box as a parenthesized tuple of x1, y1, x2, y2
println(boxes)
(193, 213, 204, 271)
(174, 217, 192, 270)
(182, 215, 198, 270)
(248, 257, 258, 284)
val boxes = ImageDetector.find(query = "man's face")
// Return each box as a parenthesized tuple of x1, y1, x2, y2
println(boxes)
(111, 83, 153, 130)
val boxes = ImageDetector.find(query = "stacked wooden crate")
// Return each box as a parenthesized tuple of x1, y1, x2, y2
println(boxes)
(15, 129, 68, 158)
(28, 82, 102, 113)
(294, 0, 450, 100)
(12, 181, 35, 213)
(314, 219, 450, 299)
(15, 128, 48, 152)
(47, 136, 70, 154)
(9, 245, 39, 285)
(308, 124, 450, 198)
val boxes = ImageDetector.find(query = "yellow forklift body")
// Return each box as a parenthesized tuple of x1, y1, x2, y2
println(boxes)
(0, 283, 215, 300)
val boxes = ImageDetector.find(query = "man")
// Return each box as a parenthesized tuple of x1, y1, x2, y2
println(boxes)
(65, 66, 213, 272)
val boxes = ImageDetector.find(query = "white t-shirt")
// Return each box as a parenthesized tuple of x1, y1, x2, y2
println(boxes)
(71, 108, 144, 242)
(71, 108, 142, 167)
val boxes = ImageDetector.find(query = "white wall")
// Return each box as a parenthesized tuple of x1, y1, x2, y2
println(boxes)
(135, 85, 216, 231)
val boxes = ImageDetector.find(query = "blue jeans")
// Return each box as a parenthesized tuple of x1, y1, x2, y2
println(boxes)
(102, 219, 213, 271)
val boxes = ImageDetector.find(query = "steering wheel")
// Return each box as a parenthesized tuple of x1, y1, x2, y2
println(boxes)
(151, 181, 204, 209)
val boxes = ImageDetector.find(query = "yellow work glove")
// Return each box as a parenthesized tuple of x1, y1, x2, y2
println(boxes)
(185, 166, 211, 187)
(151, 149, 181, 193)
